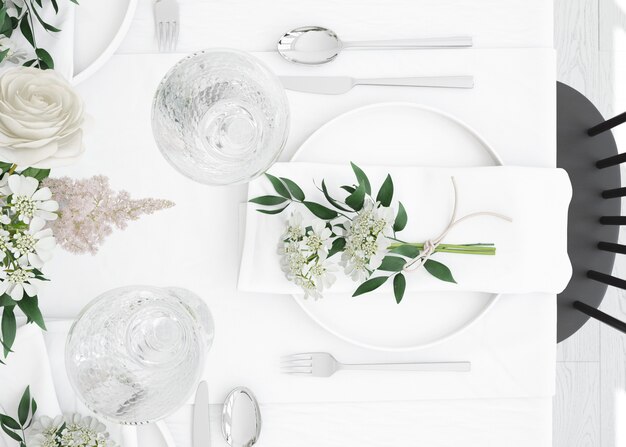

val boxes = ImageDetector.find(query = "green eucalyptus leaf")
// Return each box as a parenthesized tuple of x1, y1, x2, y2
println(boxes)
(350, 162, 371, 195)
(376, 174, 394, 207)
(389, 244, 420, 258)
(393, 273, 406, 304)
(328, 237, 346, 258)
(248, 195, 288, 206)
(340, 185, 356, 194)
(16, 296, 46, 330)
(51, 0, 59, 13)
(378, 256, 406, 272)
(23, 59, 37, 67)
(265, 173, 290, 199)
(30, 6, 61, 32)
(321, 180, 351, 212)
(0, 415, 20, 431)
(35, 48, 54, 69)
(19, 16, 34, 47)
(20, 168, 50, 181)
(345, 183, 365, 211)
(1, 306, 16, 357)
(352, 276, 389, 297)
(393, 202, 408, 232)
(18, 386, 30, 426)
(0, 424, 22, 442)
(256, 205, 289, 215)
(279, 177, 305, 201)
(303, 201, 338, 220)
(30, 399, 37, 419)
(424, 259, 457, 283)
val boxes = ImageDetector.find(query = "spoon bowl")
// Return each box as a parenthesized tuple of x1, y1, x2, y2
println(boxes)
(277, 26, 473, 65)
(222, 387, 262, 447)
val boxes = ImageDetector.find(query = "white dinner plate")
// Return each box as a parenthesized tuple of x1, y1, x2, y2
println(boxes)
(72, 0, 137, 84)
(291, 102, 503, 351)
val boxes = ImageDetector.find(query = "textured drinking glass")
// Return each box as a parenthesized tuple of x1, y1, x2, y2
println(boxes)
(65, 286, 214, 424)
(151, 49, 290, 185)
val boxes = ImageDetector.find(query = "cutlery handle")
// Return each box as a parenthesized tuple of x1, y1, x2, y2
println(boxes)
(341, 362, 471, 372)
(344, 36, 473, 49)
(356, 76, 474, 89)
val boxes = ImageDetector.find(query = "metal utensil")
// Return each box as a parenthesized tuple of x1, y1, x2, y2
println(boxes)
(154, 0, 179, 52)
(281, 352, 471, 377)
(222, 387, 262, 447)
(193, 381, 211, 447)
(277, 26, 473, 65)
(280, 75, 474, 94)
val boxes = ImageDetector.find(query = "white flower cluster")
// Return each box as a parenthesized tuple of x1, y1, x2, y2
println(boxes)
(27, 414, 118, 447)
(340, 199, 394, 282)
(280, 212, 336, 299)
(0, 174, 57, 300)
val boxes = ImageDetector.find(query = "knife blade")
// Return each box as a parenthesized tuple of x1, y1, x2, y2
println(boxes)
(279, 75, 474, 94)
(193, 381, 210, 447)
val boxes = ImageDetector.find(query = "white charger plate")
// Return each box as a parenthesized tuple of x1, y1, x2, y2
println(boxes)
(72, 0, 137, 84)
(291, 102, 503, 351)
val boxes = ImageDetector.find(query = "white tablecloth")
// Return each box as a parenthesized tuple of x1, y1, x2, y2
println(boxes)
(35, 1, 557, 446)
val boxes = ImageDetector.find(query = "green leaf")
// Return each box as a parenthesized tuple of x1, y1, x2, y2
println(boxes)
(30, 399, 37, 420)
(51, 0, 59, 13)
(393, 202, 408, 232)
(1, 306, 16, 357)
(23, 59, 37, 67)
(303, 201, 338, 220)
(18, 386, 30, 426)
(30, 5, 61, 32)
(265, 174, 291, 199)
(321, 180, 351, 212)
(376, 174, 394, 207)
(280, 177, 305, 201)
(352, 276, 389, 297)
(393, 273, 406, 304)
(35, 48, 54, 69)
(0, 162, 12, 173)
(256, 205, 289, 215)
(20, 167, 50, 181)
(389, 244, 420, 258)
(249, 195, 288, 206)
(0, 6, 6, 33)
(16, 296, 46, 330)
(350, 162, 371, 195)
(0, 424, 22, 442)
(378, 256, 406, 272)
(0, 294, 16, 307)
(0, 49, 9, 64)
(424, 259, 457, 283)
(328, 237, 346, 258)
(0, 415, 20, 431)
(19, 15, 34, 47)
(340, 185, 356, 194)
(345, 183, 365, 211)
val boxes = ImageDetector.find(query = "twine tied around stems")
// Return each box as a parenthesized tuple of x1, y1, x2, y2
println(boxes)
(403, 177, 513, 273)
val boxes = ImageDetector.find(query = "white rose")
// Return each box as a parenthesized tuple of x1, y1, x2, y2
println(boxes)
(0, 66, 85, 168)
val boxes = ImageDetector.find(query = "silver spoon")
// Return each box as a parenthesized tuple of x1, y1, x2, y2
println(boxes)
(222, 387, 262, 447)
(277, 26, 473, 65)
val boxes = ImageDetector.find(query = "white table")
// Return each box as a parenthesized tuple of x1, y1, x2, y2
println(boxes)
(42, 1, 556, 446)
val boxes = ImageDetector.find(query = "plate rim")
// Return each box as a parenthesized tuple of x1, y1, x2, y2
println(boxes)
(71, 0, 138, 85)
(290, 101, 503, 352)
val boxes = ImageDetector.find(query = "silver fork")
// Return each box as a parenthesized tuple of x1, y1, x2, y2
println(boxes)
(154, 0, 180, 52)
(281, 352, 471, 377)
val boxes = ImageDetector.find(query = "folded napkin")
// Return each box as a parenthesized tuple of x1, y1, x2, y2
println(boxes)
(239, 163, 572, 296)
(7, 2, 75, 79)
(0, 324, 61, 446)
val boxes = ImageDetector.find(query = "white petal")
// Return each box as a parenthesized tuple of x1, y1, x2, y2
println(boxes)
(0, 281, 8, 295)
(31, 187, 52, 201)
(28, 252, 43, 268)
(34, 210, 57, 220)
(7, 174, 21, 194)
(22, 282, 36, 297)
(10, 283, 23, 300)
(20, 176, 39, 197)
(37, 200, 58, 212)
(29, 216, 46, 233)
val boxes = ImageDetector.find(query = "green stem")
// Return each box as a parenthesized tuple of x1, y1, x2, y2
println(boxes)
(389, 242, 496, 256)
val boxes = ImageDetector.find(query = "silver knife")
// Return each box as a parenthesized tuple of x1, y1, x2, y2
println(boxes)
(193, 381, 210, 447)
(280, 75, 474, 94)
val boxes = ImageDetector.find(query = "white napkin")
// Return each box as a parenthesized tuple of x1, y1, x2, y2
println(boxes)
(239, 163, 572, 296)
(0, 324, 61, 446)
(8, 1, 75, 79)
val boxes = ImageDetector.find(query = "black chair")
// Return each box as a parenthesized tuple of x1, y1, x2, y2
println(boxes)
(557, 82, 626, 342)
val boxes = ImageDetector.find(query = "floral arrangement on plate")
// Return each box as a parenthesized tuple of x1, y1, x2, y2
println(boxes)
(0, 387, 118, 447)
(0, 0, 78, 69)
(251, 162, 507, 302)
(0, 66, 173, 364)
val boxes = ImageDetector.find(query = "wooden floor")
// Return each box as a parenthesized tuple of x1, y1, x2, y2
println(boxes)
(555, 1, 626, 446)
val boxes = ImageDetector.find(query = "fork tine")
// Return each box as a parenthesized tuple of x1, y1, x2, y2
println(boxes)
(281, 354, 313, 361)
(166, 22, 173, 52)
(156, 22, 163, 52)
(280, 361, 313, 368)
(281, 367, 312, 374)
(172, 21, 179, 51)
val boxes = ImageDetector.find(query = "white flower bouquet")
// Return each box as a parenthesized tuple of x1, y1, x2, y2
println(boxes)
(251, 162, 504, 302)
